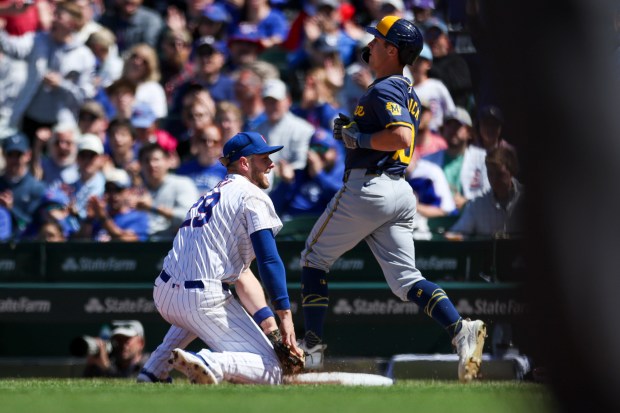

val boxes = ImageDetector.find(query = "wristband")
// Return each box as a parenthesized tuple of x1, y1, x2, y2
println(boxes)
(252, 306, 274, 325)
(357, 133, 373, 149)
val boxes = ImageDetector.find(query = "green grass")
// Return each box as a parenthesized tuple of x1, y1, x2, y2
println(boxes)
(0, 379, 555, 413)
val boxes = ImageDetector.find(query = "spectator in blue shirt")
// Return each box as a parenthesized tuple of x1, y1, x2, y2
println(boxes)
(227, 25, 266, 71)
(171, 36, 235, 117)
(0, 207, 11, 241)
(270, 128, 344, 219)
(70, 133, 106, 220)
(75, 168, 149, 241)
(0, 132, 46, 235)
(291, 66, 341, 133)
(195, 3, 231, 41)
(175, 124, 227, 194)
(20, 187, 80, 241)
(233, 63, 268, 131)
(239, 0, 289, 49)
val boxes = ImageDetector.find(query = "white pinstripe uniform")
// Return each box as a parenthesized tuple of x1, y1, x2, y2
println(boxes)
(142, 173, 284, 384)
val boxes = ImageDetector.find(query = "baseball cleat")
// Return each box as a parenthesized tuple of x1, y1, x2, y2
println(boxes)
(169, 349, 218, 385)
(136, 369, 172, 383)
(298, 340, 327, 370)
(452, 319, 487, 382)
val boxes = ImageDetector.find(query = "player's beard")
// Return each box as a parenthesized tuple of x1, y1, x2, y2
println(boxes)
(249, 161, 270, 189)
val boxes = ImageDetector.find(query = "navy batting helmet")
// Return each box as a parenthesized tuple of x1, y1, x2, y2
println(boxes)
(365, 16, 423, 66)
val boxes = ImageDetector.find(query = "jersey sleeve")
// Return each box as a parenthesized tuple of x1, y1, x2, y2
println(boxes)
(244, 192, 283, 236)
(367, 77, 415, 130)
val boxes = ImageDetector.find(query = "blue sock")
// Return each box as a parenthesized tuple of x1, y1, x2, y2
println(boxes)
(407, 280, 463, 338)
(301, 266, 329, 343)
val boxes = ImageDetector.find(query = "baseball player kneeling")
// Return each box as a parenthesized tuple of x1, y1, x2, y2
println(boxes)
(138, 132, 304, 385)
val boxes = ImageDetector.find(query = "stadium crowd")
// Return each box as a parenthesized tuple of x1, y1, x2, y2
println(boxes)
(0, 0, 524, 242)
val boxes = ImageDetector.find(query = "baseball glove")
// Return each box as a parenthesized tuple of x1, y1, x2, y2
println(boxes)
(266, 329, 305, 375)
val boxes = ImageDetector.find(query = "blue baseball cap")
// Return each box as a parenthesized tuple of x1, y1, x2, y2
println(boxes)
(228, 24, 265, 51)
(412, 0, 435, 9)
(419, 42, 432, 61)
(2, 132, 30, 153)
(130, 102, 157, 129)
(221, 132, 283, 164)
(41, 188, 70, 207)
(310, 128, 338, 150)
(426, 18, 448, 35)
(196, 36, 228, 57)
(201, 3, 230, 23)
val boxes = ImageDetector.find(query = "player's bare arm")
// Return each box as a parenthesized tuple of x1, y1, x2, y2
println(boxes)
(365, 125, 412, 151)
(235, 268, 278, 334)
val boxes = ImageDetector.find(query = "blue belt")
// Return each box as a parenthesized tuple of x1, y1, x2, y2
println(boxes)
(158, 270, 229, 291)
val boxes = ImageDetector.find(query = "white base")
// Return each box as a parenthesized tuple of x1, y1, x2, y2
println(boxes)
(284, 372, 393, 386)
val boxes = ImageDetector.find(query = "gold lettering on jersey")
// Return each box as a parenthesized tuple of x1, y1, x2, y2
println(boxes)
(386, 102, 402, 116)
(354, 105, 365, 117)
(392, 127, 415, 164)
(408, 99, 420, 120)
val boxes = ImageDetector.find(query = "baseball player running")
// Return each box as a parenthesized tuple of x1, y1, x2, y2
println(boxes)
(299, 16, 486, 382)
(138, 132, 303, 385)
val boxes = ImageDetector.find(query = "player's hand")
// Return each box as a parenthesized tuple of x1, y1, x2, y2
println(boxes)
(341, 121, 361, 149)
(275, 309, 297, 349)
(333, 113, 350, 141)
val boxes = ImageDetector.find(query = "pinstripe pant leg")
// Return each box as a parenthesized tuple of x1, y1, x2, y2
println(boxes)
(195, 297, 282, 384)
(142, 325, 197, 379)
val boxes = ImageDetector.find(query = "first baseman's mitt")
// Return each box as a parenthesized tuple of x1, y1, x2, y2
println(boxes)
(266, 329, 305, 375)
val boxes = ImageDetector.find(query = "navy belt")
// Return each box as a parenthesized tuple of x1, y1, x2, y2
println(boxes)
(158, 270, 229, 291)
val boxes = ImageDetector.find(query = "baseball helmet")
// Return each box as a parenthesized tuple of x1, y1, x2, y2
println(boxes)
(364, 16, 424, 66)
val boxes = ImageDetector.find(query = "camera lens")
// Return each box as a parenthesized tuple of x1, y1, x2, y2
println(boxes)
(69, 336, 100, 357)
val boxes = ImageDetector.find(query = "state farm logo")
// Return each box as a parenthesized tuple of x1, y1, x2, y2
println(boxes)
(333, 299, 353, 314)
(0, 259, 16, 271)
(455, 299, 474, 315)
(332, 298, 419, 316)
(62, 257, 137, 272)
(84, 297, 157, 314)
(455, 298, 529, 316)
(84, 298, 106, 313)
(0, 297, 51, 313)
(416, 256, 458, 271)
(287, 257, 364, 272)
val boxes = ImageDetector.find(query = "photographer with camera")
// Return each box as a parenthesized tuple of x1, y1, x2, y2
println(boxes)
(73, 320, 148, 378)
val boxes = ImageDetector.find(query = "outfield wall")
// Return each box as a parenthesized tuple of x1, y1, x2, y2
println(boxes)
(0, 239, 527, 358)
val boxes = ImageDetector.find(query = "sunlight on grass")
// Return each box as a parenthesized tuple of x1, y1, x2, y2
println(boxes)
(0, 379, 555, 413)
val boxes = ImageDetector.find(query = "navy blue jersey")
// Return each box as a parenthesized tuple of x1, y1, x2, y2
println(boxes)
(345, 75, 421, 176)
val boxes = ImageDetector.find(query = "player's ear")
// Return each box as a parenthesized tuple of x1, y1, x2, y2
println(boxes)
(239, 155, 250, 170)
(389, 44, 399, 59)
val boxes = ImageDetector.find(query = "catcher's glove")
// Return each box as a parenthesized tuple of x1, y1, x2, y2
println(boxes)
(266, 329, 305, 375)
